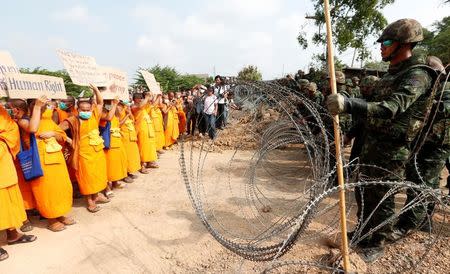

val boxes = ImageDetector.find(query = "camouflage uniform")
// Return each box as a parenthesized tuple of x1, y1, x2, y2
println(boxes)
(336, 71, 352, 133)
(398, 81, 450, 230)
(297, 79, 310, 93)
(305, 82, 324, 105)
(351, 77, 362, 98)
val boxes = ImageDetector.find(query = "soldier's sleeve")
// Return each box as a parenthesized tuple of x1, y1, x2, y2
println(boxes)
(367, 68, 432, 119)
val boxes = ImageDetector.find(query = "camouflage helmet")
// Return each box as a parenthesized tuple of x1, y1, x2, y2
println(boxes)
(377, 18, 423, 44)
(360, 75, 380, 88)
(345, 79, 353, 86)
(305, 82, 317, 92)
(298, 79, 310, 87)
(335, 71, 346, 84)
(352, 76, 360, 82)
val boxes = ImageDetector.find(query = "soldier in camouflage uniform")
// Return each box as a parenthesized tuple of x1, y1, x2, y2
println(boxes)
(305, 82, 324, 105)
(352, 76, 361, 98)
(334, 71, 352, 133)
(297, 79, 310, 94)
(390, 56, 449, 240)
(326, 19, 434, 262)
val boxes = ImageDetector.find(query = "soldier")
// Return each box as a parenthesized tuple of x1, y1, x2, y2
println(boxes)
(333, 71, 352, 133)
(305, 82, 324, 105)
(326, 19, 434, 262)
(351, 76, 362, 98)
(295, 69, 305, 82)
(297, 79, 310, 93)
(390, 56, 448, 240)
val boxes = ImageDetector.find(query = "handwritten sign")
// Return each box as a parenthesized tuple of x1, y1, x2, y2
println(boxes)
(0, 51, 20, 97)
(99, 66, 129, 101)
(139, 70, 162, 94)
(5, 73, 67, 99)
(56, 49, 107, 87)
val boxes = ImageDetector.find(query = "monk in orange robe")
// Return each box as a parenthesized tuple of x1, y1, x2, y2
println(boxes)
(0, 104, 37, 261)
(25, 97, 74, 231)
(149, 95, 165, 154)
(101, 98, 130, 194)
(163, 93, 179, 149)
(8, 99, 36, 232)
(59, 85, 109, 213)
(132, 93, 158, 169)
(117, 101, 141, 177)
(175, 92, 187, 135)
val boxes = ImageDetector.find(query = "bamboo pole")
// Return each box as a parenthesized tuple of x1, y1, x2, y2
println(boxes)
(323, 0, 351, 271)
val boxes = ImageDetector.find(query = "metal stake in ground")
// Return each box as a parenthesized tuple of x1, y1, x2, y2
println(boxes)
(323, 0, 351, 271)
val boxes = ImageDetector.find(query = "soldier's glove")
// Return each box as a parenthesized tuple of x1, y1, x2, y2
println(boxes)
(327, 94, 368, 116)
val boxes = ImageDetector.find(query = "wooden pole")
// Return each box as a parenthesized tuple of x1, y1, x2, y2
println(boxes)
(323, 0, 351, 271)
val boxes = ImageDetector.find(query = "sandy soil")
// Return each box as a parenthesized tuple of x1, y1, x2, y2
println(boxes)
(2, 145, 450, 274)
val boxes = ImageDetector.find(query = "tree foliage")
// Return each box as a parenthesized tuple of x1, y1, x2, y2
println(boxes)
(421, 16, 450, 64)
(363, 60, 389, 71)
(20, 67, 90, 97)
(237, 65, 263, 81)
(298, 0, 395, 61)
(135, 65, 205, 92)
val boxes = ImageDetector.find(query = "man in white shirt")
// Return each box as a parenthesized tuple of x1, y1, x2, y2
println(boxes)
(203, 86, 218, 140)
(213, 75, 229, 130)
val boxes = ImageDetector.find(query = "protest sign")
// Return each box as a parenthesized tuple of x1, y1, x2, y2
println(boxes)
(56, 49, 107, 87)
(99, 66, 129, 101)
(0, 51, 20, 97)
(139, 70, 162, 94)
(5, 73, 67, 99)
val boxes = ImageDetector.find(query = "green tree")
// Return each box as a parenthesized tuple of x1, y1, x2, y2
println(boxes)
(422, 16, 450, 64)
(237, 65, 262, 81)
(20, 67, 90, 97)
(298, 0, 395, 62)
(135, 65, 205, 92)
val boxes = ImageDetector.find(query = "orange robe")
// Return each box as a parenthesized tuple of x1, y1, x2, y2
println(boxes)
(104, 116, 128, 182)
(75, 108, 108, 195)
(14, 125, 36, 210)
(30, 109, 73, 218)
(0, 105, 27, 230)
(149, 105, 165, 151)
(164, 106, 179, 147)
(133, 106, 157, 162)
(119, 109, 141, 173)
(176, 100, 187, 135)
(56, 108, 78, 182)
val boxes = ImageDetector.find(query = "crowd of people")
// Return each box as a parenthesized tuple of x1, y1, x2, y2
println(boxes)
(0, 75, 234, 261)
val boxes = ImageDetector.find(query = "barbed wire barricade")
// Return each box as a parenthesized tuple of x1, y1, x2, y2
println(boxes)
(179, 78, 450, 273)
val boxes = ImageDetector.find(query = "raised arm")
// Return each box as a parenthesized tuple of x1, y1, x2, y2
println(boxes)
(90, 84, 104, 114)
(103, 97, 119, 121)
(28, 96, 48, 133)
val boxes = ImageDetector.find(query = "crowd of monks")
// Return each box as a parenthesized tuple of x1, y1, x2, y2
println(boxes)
(0, 86, 188, 261)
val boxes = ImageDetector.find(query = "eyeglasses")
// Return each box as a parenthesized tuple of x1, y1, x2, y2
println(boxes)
(382, 40, 394, 47)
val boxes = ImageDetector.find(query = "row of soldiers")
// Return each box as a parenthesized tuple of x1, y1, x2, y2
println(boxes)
(0, 87, 188, 261)
(295, 19, 449, 263)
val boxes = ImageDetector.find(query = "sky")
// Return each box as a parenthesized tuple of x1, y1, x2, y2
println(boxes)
(1, 0, 449, 81)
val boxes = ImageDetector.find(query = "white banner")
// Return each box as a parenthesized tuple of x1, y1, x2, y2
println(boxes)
(99, 66, 129, 101)
(0, 51, 20, 97)
(56, 49, 107, 87)
(139, 70, 162, 95)
(5, 73, 67, 99)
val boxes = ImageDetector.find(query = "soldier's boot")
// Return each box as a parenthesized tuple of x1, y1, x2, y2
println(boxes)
(357, 234, 385, 263)
(385, 226, 410, 243)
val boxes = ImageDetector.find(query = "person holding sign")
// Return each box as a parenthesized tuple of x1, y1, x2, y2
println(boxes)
(149, 94, 165, 154)
(132, 93, 158, 170)
(26, 96, 74, 232)
(117, 100, 141, 178)
(59, 85, 108, 213)
(0, 103, 37, 261)
(101, 98, 130, 193)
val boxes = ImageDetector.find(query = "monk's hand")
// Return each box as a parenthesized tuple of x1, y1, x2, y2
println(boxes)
(66, 137, 73, 147)
(112, 96, 120, 106)
(35, 95, 49, 108)
(39, 131, 56, 139)
(326, 94, 346, 115)
(89, 83, 100, 93)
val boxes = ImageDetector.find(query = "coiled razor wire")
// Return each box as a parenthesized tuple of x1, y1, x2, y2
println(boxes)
(179, 78, 450, 273)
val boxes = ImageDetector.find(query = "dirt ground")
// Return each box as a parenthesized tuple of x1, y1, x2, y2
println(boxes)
(2, 144, 450, 274)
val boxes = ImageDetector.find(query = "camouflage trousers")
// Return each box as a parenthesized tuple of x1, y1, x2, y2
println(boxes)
(397, 143, 450, 230)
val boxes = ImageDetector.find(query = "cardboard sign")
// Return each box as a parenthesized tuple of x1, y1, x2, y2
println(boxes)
(5, 73, 67, 99)
(56, 49, 107, 87)
(139, 70, 162, 94)
(99, 66, 129, 101)
(0, 51, 20, 97)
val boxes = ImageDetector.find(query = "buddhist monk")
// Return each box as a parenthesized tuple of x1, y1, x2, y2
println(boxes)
(175, 92, 187, 135)
(150, 94, 165, 154)
(26, 96, 74, 231)
(117, 100, 141, 177)
(163, 92, 179, 149)
(132, 93, 159, 169)
(8, 99, 36, 232)
(0, 104, 37, 261)
(101, 98, 130, 195)
(59, 85, 109, 213)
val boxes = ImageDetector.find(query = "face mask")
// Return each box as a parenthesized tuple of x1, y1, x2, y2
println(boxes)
(122, 100, 131, 106)
(6, 109, 14, 117)
(164, 99, 169, 104)
(104, 104, 112, 111)
(58, 102, 68, 110)
(47, 104, 55, 110)
(79, 111, 92, 120)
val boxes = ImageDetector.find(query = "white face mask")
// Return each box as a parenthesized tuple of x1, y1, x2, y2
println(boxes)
(164, 99, 170, 104)
(104, 104, 112, 111)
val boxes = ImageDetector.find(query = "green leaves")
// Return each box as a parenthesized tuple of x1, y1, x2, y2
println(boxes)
(237, 65, 262, 81)
(421, 16, 450, 64)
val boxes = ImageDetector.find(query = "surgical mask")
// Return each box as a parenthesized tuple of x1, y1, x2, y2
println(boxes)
(58, 102, 68, 110)
(122, 100, 131, 106)
(79, 111, 92, 120)
(104, 104, 112, 111)
(6, 109, 13, 117)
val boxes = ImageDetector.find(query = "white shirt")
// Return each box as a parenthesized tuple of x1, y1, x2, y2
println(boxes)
(213, 84, 229, 104)
(203, 95, 217, 115)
